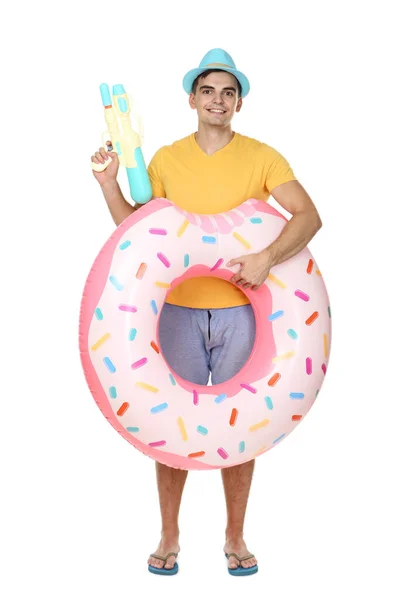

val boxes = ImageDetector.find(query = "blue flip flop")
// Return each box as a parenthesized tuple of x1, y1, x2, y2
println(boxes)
(148, 552, 179, 575)
(225, 552, 258, 576)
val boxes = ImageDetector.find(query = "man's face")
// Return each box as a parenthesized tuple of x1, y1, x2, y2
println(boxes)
(189, 71, 242, 127)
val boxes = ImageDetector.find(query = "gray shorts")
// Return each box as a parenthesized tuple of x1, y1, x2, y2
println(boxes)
(158, 304, 256, 385)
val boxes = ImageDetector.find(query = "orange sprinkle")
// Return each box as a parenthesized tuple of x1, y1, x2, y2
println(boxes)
(307, 259, 313, 274)
(249, 419, 270, 432)
(306, 311, 319, 326)
(117, 402, 129, 416)
(151, 341, 160, 354)
(323, 333, 328, 357)
(292, 415, 303, 421)
(229, 408, 238, 426)
(268, 373, 281, 387)
(316, 270, 322, 276)
(188, 451, 205, 458)
(136, 262, 147, 279)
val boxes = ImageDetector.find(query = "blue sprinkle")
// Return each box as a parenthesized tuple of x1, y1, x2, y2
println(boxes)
(109, 275, 124, 291)
(316, 389, 320, 397)
(129, 328, 137, 341)
(151, 300, 158, 315)
(109, 386, 117, 399)
(151, 403, 168, 414)
(202, 236, 217, 244)
(103, 357, 116, 373)
(250, 217, 262, 224)
(239, 441, 245, 453)
(268, 310, 284, 321)
(95, 308, 103, 320)
(265, 396, 273, 410)
(197, 426, 208, 436)
(273, 433, 286, 444)
(290, 392, 305, 400)
(119, 240, 131, 250)
(184, 254, 190, 268)
(127, 426, 140, 433)
(169, 374, 176, 386)
(287, 328, 298, 340)
(215, 393, 227, 404)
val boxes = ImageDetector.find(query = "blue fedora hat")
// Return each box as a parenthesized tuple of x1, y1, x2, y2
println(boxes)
(183, 48, 250, 98)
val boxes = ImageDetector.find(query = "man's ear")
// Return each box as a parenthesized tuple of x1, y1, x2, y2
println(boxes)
(236, 97, 243, 113)
(189, 92, 196, 109)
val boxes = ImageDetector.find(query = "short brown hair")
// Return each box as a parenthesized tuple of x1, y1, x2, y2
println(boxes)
(191, 69, 242, 97)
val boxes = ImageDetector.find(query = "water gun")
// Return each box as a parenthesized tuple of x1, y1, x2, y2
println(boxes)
(91, 83, 152, 204)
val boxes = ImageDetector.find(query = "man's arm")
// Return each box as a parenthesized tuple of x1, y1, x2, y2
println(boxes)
(100, 181, 156, 227)
(228, 180, 322, 290)
(261, 179, 322, 266)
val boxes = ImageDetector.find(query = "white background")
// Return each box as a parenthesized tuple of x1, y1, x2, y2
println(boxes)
(1, 1, 399, 598)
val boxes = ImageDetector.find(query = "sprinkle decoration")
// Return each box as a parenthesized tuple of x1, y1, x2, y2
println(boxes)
(91, 333, 110, 351)
(307, 259, 313, 274)
(131, 357, 148, 370)
(150, 341, 160, 354)
(217, 447, 229, 460)
(267, 273, 287, 289)
(157, 252, 171, 268)
(240, 383, 257, 393)
(117, 402, 129, 416)
(188, 451, 205, 458)
(229, 408, 238, 426)
(178, 417, 188, 441)
(136, 263, 147, 279)
(149, 228, 167, 235)
(306, 357, 312, 375)
(268, 373, 281, 386)
(295, 289, 310, 302)
(210, 258, 224, 272)
(233, 231, 251, 249)
(118, 304, 137, 312)
(306, 311, 319, 325)
(177, 219, 189, 237)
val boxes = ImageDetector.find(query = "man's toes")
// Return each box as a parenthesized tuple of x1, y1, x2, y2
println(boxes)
(229, 558, 239, 569)
(165, 558, 176, 569)
(242, 558, 257, 569)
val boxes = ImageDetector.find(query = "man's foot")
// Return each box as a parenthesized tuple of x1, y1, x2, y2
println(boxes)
(223, 537, 258, 571)
(148, 536, 180, 572)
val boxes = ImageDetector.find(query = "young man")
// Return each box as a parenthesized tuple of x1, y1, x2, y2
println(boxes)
(91, 48, 322, 576)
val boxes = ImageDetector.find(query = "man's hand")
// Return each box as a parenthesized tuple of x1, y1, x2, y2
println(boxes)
(227, 250, 273, 291)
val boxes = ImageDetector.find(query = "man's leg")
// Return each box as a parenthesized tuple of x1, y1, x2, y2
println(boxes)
(148, 304, 210, 571)
(209, 305, 258, 570)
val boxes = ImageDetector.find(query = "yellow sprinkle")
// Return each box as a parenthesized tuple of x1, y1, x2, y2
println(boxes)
(249, 419, 270, 432)
(177, 417, 188, 441)
(91, 333, 110, 351)
(177, 219, 189, 237)
(136, 382, 159, 393)
(316, 270, 322, 276)
(155, 281, 171, 288)
(324, 333, 329, 357)
(272, 351, 295, 363)
(267, 273, 287, 289)
(233, 232, 251, 250)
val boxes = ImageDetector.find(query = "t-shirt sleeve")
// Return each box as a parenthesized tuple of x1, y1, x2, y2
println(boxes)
(264, 146, 297, 193)
(147, 147, 166, 198)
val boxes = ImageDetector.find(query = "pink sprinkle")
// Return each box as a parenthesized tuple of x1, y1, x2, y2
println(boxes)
(210, 258, 224, 272)
(321, 363, 327, 375)
(118, 304, 138, 312)
(149, 228, 167, 235)
(131, 357, 148, 370)
(306, 357, 312, 375)
(149, 440, 167, 447)
(295, 289, 310, 302)
(217, 447, 229, 460)
(157, 252, 171, 268)
(240, 383, 257, 394)
(193, 390, 199, 406)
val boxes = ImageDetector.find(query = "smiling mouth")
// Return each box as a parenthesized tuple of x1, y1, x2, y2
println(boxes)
(207, 109, 226, 114)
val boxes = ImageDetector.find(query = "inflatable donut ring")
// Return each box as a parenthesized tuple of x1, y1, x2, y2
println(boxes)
(79, 198, 331, 470)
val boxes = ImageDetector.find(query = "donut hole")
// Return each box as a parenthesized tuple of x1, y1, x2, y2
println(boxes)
(158, 278, 256, 386)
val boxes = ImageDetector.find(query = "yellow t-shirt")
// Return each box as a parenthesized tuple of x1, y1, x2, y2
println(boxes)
(147, 132, 296, 309)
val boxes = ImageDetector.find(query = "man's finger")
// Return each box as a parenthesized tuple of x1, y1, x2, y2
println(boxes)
(227, 256, 245, 267)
